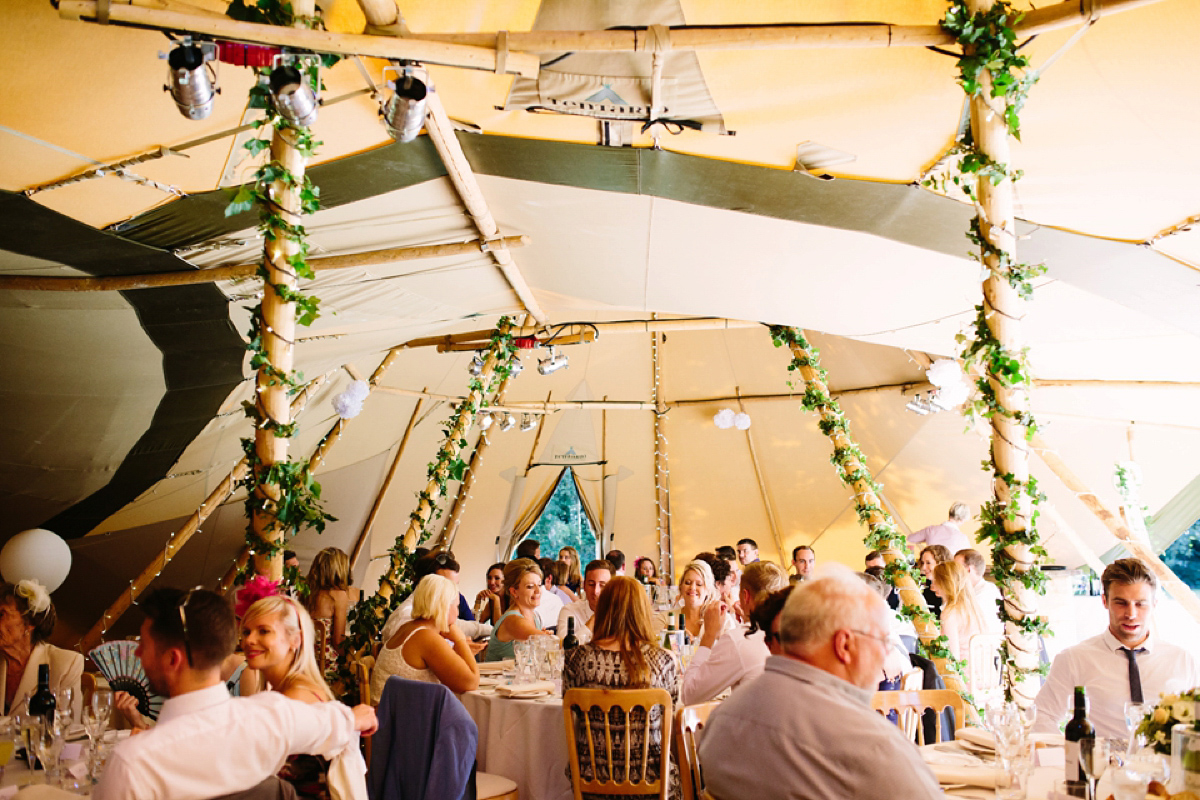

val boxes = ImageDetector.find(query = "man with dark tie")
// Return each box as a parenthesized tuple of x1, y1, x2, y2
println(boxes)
(1033, 558, 1200, 739)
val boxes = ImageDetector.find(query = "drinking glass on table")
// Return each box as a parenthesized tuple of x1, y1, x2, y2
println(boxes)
(1123, 702, 1148, 754)
(1080, 737, 1111, 800)
(0, 718, 16, 783)
(30, 717, 64, 786)
(55, 687, 74, 729)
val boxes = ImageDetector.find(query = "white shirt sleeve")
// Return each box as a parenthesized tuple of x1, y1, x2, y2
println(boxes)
(1033, 649, 1075, 734)
(682, 629, 761, 705)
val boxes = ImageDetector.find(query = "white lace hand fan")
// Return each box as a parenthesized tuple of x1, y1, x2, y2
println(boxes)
(88, 641, 165, 720)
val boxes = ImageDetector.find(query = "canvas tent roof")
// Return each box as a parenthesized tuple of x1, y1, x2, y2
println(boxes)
(1, 0, 1199, 642)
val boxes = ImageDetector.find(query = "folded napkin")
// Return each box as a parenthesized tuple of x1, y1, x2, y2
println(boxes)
(479, 659, 514, 674)
(497, 680, 555, 697)
(926, 748, 984, 767)
(929, 763, 1006, 789)
(955, 728, 995, 751)
(478, 676, 500, 687)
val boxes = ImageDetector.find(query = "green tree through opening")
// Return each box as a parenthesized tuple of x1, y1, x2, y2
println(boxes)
(518, 469, 598, 561)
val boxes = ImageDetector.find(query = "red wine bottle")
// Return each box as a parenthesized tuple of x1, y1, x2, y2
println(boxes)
(1064, 686, 1094, 798)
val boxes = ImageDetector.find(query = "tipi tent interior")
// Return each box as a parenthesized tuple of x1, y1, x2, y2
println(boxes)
(2, 0, 1200, 658)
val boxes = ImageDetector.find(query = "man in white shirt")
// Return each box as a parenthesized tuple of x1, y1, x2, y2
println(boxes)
(535, 557, 565, 631)
(907, 501, 972, 555)
(556, 559, 613, 645)
(954, 548, 1003, 625)
(95, 587, 378, 800)
(1033, 558, 1200, 739)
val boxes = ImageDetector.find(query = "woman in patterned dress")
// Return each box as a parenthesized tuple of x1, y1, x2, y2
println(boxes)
(563, 576, 681, 800)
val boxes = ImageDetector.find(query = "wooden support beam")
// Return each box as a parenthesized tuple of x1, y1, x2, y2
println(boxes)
(57, 1, 540, 77)
(437, 330, 594, 353)
(1031, 434, 1200, 623)
(422, 80, 548, 324)
(398, 0, 1160, 52)
(409, 318, 760, 351)
(350, 395, 426, 571)
(0, 236, 529, 293)
(83, 372, 330, 648)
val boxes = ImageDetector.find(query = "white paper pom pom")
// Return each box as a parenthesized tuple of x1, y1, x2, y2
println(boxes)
(713, 408, 735, 429)
(926, 359, 964, 388)
(734, 412, 752, 430)
(931, 383, 969, 410)
(332, 391, 364, 419)
(346, 379, 370, 401)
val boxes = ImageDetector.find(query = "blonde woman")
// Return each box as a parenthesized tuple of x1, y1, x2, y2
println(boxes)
(482, 559, 550, 662)
(676, 560, 716, 639)
(682, 561, 788, 704)
(931, 560, 998, 663)
(241, 594, 363, 800)
(558, 546, 583, 594)
(370, 575, 479, 702)
(305, 547, 361, 658)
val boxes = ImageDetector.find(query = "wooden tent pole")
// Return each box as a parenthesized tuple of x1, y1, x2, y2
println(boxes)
(1031, 435, 1200, 622)
(775, 329, 970, 699)
(395, 0, 1160, 51)
(737, 391, 787, 566)
(82, 373, 330, 648)
(349, 395, 426, 572)
(57, 1, 540, 77)
(0, 236, 529, 293)
(408, 318, 759, 350)
(966, 0, 1042, 710)
(374, 320, 514, 605)
(601, 400, 609, 553)
(439, 370, 518, 549)
(651, 329, 673, 578)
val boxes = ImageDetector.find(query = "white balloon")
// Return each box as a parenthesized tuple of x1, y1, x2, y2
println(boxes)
(713, 409, 736, 429)
(0, 528, 72, 592)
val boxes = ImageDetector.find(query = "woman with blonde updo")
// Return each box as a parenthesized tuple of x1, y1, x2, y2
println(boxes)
(482, 559, 550, 662)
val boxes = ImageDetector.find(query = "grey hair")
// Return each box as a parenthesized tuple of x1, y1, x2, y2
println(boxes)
(779, 564, 887, 657)
(948, 502, 969, 522)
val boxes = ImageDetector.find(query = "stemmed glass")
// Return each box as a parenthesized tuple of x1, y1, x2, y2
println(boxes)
(84, 689, 114, 780)
(1123, 702, 1148, 754)
(55, 687, 75, 730)
(1080, 737, 1111, 800)
(30, 717, 64, 786)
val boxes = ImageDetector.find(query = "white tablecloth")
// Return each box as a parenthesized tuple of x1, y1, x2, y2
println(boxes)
(461, 691, 572, 800)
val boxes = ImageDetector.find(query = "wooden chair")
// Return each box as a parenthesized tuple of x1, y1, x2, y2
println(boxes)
(675, 701, 720, 800)
(901, 667, 924, 691)
(967, 633, 1005, 700)
(80, 672, 97, 710)
(563, 688, 673, 800)
(871, 689, 965, 744)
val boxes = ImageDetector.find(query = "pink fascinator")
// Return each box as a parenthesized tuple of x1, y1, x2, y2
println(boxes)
(234, 574, 282, 618)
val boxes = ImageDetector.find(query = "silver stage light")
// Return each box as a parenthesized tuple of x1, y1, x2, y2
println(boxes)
(381, 65, 428, 143)
(164, 41, 218, 121)
(905, 393, 932, 415)
(478, 413, 494, 431)
(498, 413, 517, 432)
(520, 414, 537, 432)
(269, 65, 319, 127)
(468, 353, 484, 377)
(509, 358, 524, 377)
(537, 347, 568, 376)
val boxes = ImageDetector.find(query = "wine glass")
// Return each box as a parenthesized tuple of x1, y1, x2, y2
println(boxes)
(1123, 702, 1148, 754)
(30, 717, 64, 786)
(55, 686, 74, 729)
(90, 689, 114, 727)
(1080, 737, 1111, 800)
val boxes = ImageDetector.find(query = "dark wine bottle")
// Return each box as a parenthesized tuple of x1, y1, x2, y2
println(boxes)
(1064, 685, 1094, 798)
(562, 617, 579, 651)
(27, 664, 56, 724)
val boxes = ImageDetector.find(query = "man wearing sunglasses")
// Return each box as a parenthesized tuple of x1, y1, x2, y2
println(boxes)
(93, 587, 378, 800)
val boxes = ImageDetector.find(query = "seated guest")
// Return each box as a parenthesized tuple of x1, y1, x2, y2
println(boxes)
(516, 538, 541, 561)
(682, 561, 787, 704)
(954, 548, 1003, 627)
(0, 580, 83, 720)
(371, 575, 479, 702)
(558, 560, 613, 646)
(931, 561, 998, 664)
(715, 545, 741, 584)
(240, 593, 368, 800)
(605, 549, 626, 576)
(699, 567, 943, 800)
(917, 544, 952, 618)
(634, 557, 666, 586)
(558, 546, 584, 594)
(1034, 558, 1200, 739)
(865, 550, 885, 570)
(677, 560, 717, 640)
(857, 572, 918, 688)
(473, 562, 506, 626)
(563, 577, 680, 800)
(550, 561, 578, 603)
(790, 545, 816, 584)
(382, 550, 491, 645)
(536, 558, 567, 630)
(865, 564, 901, 612)
(483, 559, 551, 662)
(93, 587, 377, 800)
(429, 551, 475, 622)
(304, 547, 361, 664)
(748, 586, 794, 657)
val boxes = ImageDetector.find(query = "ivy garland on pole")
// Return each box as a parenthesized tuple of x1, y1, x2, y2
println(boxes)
(933, 0, 1051, 698)
(224, 57, 333, 571)
(767, 325, 974, 702)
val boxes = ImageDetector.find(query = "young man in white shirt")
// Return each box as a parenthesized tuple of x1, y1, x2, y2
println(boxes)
(954, 548, 1003, 625)
(1033, 558, 1200, 739)
(556, 559, 613, 645)
(94, 587, 377, 800)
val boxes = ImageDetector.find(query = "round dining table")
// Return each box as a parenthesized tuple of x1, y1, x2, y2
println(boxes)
(460, 689, 573, 800)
